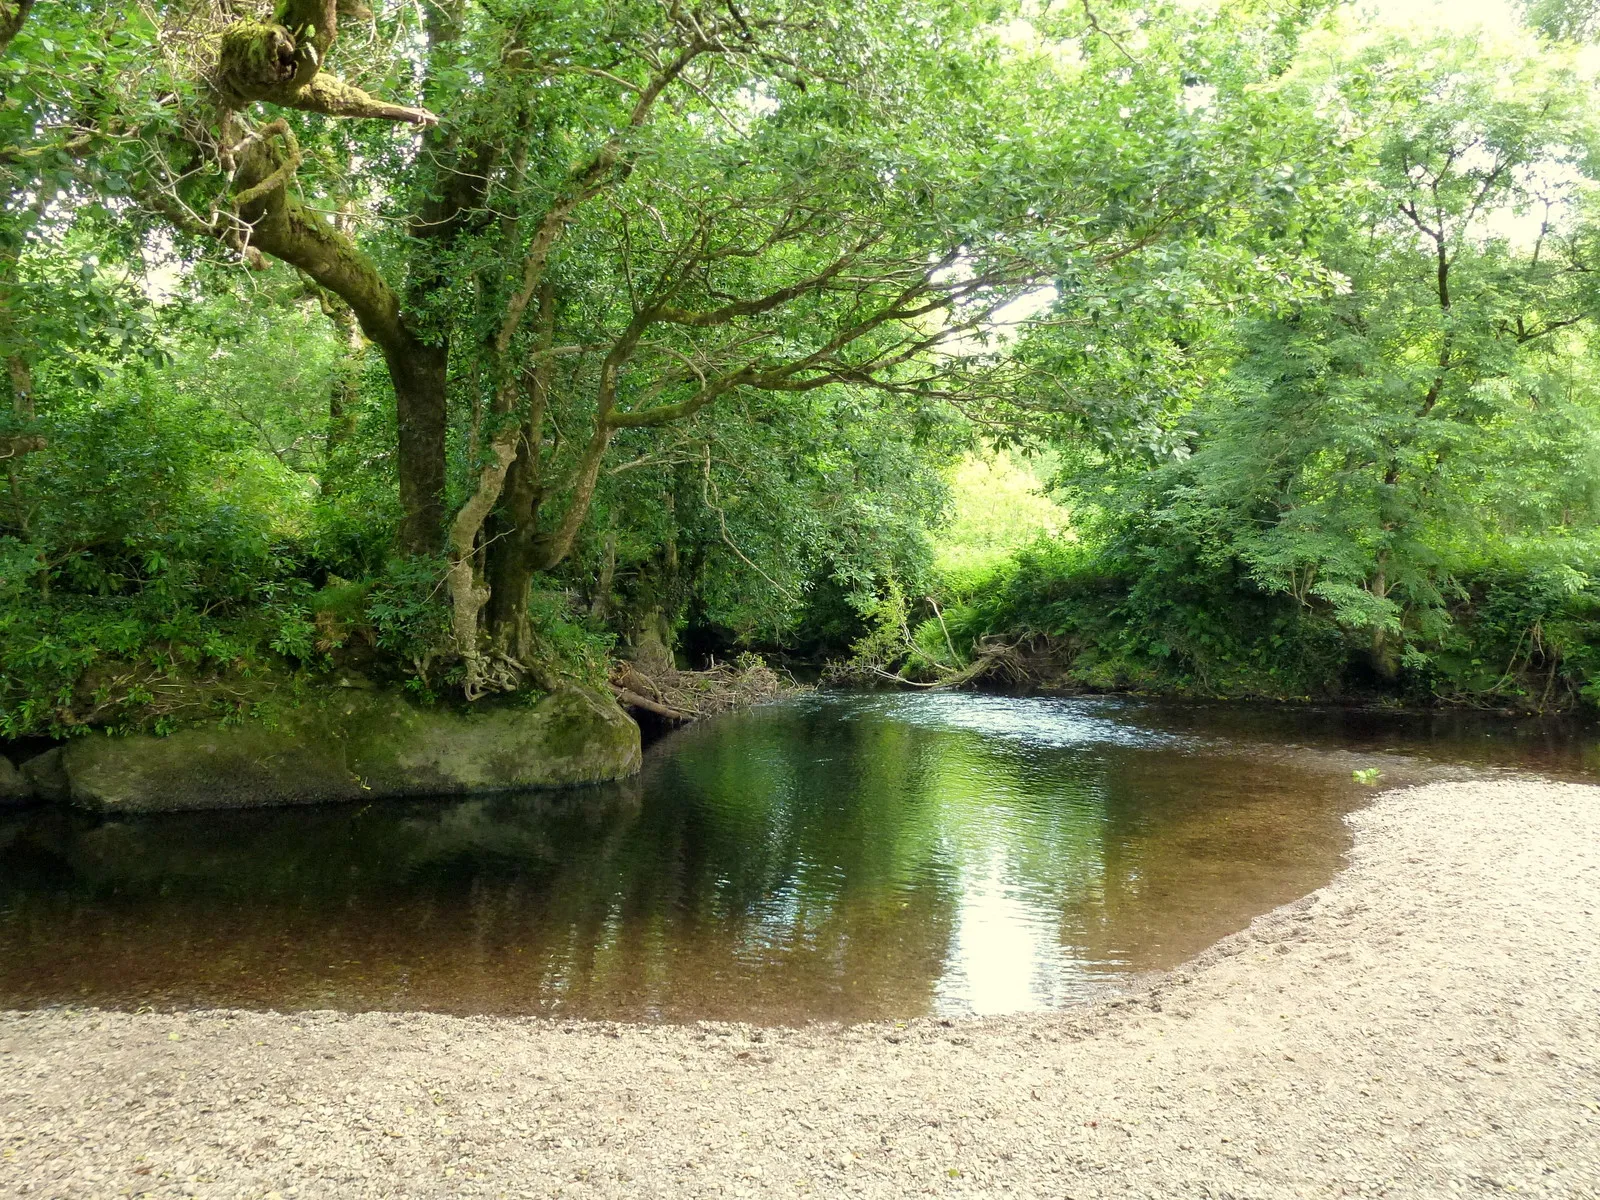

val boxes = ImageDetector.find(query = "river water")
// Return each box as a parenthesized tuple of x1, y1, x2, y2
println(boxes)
(0, 693, 1592, 1022)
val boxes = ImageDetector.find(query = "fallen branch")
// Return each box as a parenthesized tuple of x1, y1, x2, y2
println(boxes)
(609, 650, 801, 723)
(829, 634, 1033, 691)
(610, 683, 695, 722)
(866, 665, 942, 688)
(930, 637, 1029, 690)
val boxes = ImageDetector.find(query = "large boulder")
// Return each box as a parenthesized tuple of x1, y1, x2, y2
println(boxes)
(51, 685, 642, 813)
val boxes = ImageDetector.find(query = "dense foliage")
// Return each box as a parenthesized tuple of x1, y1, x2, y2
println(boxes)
(903, 17, 1600, 711)
(2, 0, 1599, 737)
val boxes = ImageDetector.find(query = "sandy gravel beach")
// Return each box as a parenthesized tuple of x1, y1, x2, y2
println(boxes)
(2, 778, 1597, 1199)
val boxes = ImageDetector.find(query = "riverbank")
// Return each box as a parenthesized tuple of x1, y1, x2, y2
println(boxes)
(2, 778, 1597, 1198)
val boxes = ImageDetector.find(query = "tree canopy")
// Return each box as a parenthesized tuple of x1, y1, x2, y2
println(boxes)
(3, 0, 1600, 732)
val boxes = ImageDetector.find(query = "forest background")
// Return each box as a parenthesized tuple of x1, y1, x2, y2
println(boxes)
(5, 0, 1600, 739)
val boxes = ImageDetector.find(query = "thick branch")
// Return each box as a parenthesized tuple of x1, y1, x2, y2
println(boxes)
(1514, 315, 1586, 344)
(493, 42, 706, 355)
(654, 248, 860, 327)
(214, 5, 436, 126)
(0, 434, 44, 459)
(232, 123, 407, 351)
(532, 423, 614, 570)
(290, 73, 438, 124)
(605, 371, 745, 428)
(611, 684, 693, 721)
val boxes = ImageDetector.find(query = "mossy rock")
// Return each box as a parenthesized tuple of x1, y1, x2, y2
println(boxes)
(54, 685, 642, 813)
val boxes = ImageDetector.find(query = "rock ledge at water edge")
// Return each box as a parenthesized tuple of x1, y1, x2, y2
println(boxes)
(16, 683, 641, 813)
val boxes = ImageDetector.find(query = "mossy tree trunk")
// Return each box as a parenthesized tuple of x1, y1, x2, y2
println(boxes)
(484, 282, 556, 662)
(0, 0, 34, 56)
(229, 122, 450, 553)
(209, 0, 498, 556)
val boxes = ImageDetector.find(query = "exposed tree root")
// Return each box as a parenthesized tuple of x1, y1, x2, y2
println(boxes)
(929, 637, 1032, 689)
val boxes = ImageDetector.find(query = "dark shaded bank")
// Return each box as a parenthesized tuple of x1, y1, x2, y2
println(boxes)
(912, 540, 1600, 716)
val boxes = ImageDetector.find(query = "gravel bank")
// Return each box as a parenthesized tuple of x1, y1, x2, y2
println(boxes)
(2, 779, 1598, 1199)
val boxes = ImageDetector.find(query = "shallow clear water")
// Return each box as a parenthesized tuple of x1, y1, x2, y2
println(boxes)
(0, 693, 1592, 1022)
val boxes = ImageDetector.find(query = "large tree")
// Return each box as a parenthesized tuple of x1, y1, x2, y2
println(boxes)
(11, 0, 1315, 696)
(1074, 31, 1600, 678)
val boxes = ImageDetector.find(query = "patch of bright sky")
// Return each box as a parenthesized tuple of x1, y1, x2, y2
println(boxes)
(1360, 0, 1523, 36)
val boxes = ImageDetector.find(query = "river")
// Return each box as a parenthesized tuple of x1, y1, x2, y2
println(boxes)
(0, 692, 1591, 1022)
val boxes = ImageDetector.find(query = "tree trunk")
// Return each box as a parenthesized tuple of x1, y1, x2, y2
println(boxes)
(484, 283, 555, 657)
(0, 1, 35, 57)
(1368, 559, 1399, 681)
(482, 465, 542, 656)
(1, 184, 43, 557)
(446, 428, 520, 698)
(318, 291, 364, 495)
(385, 338, 448, 555)
(229, 124, 450, 553)
(589, 526, 617, 620)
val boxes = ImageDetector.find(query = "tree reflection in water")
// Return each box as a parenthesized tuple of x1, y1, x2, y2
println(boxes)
(1, 693, 1545, 1022)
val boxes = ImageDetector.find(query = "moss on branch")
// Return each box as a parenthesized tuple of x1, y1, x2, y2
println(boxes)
(213, 7, 435, 126)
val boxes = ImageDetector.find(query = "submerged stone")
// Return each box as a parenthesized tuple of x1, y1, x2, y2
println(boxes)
(0, 755, 31, 806)
(20, 747, 67, 803)
(50, 685, 641, 813)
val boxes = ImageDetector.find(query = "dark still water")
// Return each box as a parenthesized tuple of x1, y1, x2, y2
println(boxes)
(0, 693, 1591, 1023)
